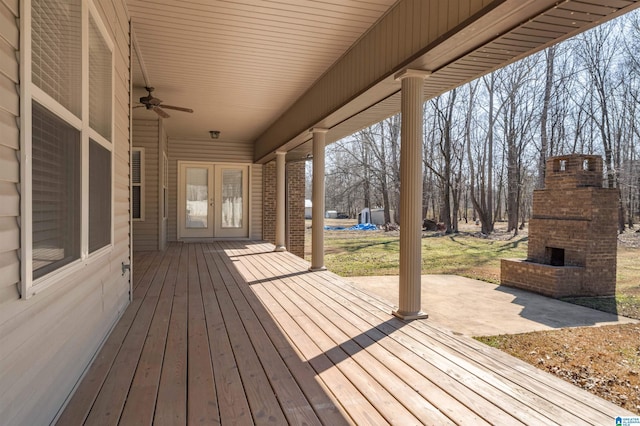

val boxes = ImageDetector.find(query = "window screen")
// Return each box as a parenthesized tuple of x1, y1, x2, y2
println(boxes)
(32, 101, 81, 278)
(89, 140, 112, 252)
(89, 15, 112, 141)
(32, 0, 82, 117)
(132, 149, 143, 220)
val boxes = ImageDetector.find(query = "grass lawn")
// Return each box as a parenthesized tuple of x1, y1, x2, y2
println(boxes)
(320, 232, 527, 282)
(305, 220, 640, 319)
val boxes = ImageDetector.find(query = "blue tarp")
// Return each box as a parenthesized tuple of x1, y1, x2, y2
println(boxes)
(324, 223, 378, 231)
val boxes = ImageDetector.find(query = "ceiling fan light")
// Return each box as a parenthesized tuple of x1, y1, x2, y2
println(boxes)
(209, 130, 220, 139)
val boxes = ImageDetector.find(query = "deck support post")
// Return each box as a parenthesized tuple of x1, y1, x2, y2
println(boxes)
(274, 151, 287, 252)
(393, 69, 430, 320)
(310, 128, 328, 271)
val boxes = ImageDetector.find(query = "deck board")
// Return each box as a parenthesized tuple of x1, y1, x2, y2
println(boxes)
(235, 243, 495, 425)
(57, 241, 634, 425)
(197, 244, 253, 424)
(206, 243, 324, 425)
(154, 244, 188, 425)
(118, 247, 178, 426)
(186, 244, 219, 425)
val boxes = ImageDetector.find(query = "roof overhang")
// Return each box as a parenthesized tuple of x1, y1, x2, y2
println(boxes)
(258, 0, 640, 163)
(127, 0, 640, 164)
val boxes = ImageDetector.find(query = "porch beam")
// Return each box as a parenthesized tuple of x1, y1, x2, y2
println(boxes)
(393, 69, 430, 321)
(274, 151, 287, 252)
(310, 128, 328, 271)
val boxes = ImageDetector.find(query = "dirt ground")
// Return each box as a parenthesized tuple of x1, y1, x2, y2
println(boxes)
(476, 225, 640, 415)
(476, 324, 640, 415)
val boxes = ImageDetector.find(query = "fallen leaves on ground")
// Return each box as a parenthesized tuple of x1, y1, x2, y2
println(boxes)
(476, 323, 640, 415)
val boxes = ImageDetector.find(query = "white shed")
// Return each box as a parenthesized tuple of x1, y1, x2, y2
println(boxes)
(305, 199, 312, 218)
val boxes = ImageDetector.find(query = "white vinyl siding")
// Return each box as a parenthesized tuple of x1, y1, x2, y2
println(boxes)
(0, 0, 20, 302)
(132, 119, 159, 251)
(0, 0, 131, 424)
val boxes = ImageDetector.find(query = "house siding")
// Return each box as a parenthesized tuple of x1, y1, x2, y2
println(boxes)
(167, 138, 262, 241)
(133, 119, 160, 251)
(0, 0, 20, 305)
(0, 1, 132, 425)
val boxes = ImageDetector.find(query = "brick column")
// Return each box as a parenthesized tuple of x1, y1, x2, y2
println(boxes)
(262, 161, 276, 244)
(274, 151, 287, 252)
(394, 69, 430, 320)
(310, 128, 328, 271)
(286, 161, 306, 258)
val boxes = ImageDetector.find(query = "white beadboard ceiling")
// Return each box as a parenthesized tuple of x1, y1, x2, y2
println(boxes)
(128, 0, 399, 142)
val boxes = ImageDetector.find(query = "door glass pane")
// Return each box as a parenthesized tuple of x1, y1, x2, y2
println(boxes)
(222, 169, 243, 229)
(186, 168, 208, 229)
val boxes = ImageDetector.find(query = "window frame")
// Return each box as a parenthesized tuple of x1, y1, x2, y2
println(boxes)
(20, 0, 115, 298)
(132, 147, 146, 221)
(163, 152, 168, 220)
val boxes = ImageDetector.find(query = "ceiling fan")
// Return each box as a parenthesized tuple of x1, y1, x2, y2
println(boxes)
(135, 87, 193, 118)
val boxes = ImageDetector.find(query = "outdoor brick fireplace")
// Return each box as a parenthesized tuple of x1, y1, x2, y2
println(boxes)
(501, 154, 618, 298)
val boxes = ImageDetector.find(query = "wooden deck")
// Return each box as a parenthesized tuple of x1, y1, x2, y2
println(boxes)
(57, 241, 632, 425)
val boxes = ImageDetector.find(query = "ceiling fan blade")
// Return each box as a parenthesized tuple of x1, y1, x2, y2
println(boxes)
(152, 106, 170, 118)
(160, 104, 194, 113)
(132, 105, 146, 109)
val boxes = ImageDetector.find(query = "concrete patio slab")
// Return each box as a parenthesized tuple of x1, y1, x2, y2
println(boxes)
(347, 274, 638, 336)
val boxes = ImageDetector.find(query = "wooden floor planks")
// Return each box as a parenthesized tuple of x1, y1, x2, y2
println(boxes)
(57, 241, 633, 425)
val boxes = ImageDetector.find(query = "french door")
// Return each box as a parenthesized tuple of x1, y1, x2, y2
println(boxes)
(178, 162, 249, 239)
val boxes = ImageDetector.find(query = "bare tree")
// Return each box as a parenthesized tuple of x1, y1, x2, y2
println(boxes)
(494, 56, 540, 235)
(318, 9, 640, 234)
(538, 45, 556, 189)
(425, 89, 462, 233)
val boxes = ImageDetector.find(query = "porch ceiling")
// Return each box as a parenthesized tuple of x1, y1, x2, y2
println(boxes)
(128, 0, 399, 141)
(128, 0, 640, 162)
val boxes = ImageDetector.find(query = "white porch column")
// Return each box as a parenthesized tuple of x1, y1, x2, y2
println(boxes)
(310, 128, 328, 271)
(274, 151, 287, 252)
(394, 69, 430, 320)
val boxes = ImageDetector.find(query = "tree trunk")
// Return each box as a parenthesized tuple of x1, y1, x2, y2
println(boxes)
(538, 46, 555, 189)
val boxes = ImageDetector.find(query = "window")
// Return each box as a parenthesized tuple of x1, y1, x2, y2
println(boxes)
(89, 140, 112, 252)
(22, 0, 114, 296)
(132, 148, 145, 220)
(163, 153, 168, 220)
(31, 102, 81, 278)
